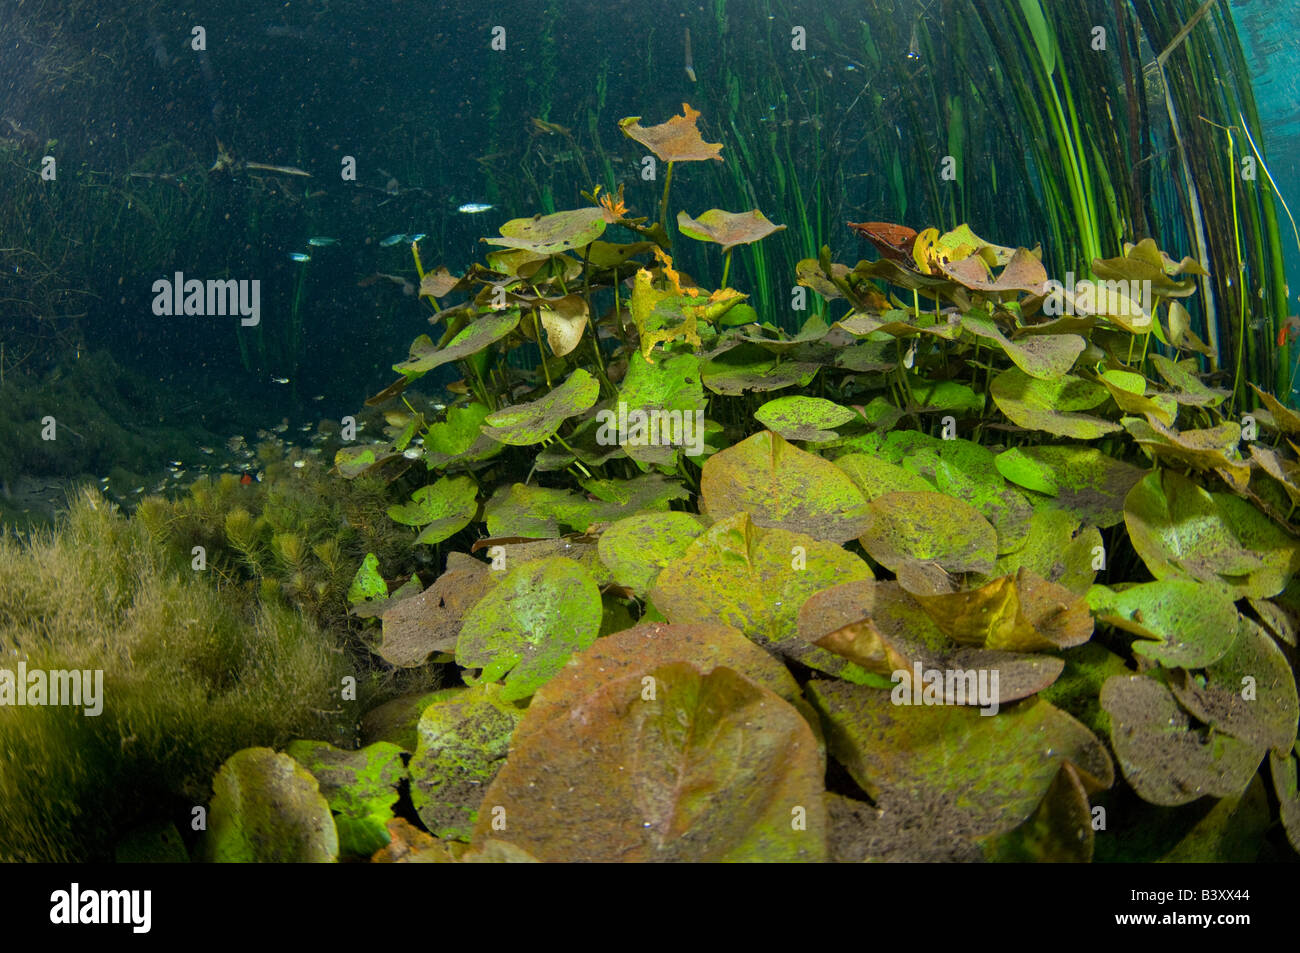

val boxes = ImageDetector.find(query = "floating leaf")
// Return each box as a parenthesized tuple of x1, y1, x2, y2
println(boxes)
(677, 208, 786, 254)
(651, 512, 874, 675)
(1169, 618, 1299, 756)
(481, 368, 600, 445)
(990, 508, 1101, 595)
(1124, 416, 1250, 490)
(473, 663, 826, 861)
(807, 682, 1112, 838)
(613, 350, 706, 464)
(455, 555, 603, 701)
(387, 476, 478, 546)
(754, 395, 858, 442)
(618, 103, 724, 163)
(960, 312, 1083, 380)
(1149, 354, 1227, 407)
(990, 368, 1121, 439)
(423, 402, 503, 469)
(483, 207, 607, 254)
(1101, 675, 1263, 806)
(979, 762, 1094, 862)
(1088, 578, 1240, 668)
(419, 267, 463, 299)
(700, 430, 872, 542)
(393, 311, 520, 378)
(514, 621, 804, 753)
(285, 740, 406, 859)
(835, 453, 934, 500)
(860, 491, 998, 574)
(701, 342, 820, 395)
(203, 747, 338, 863)
(995, 444, 1143, 527)
(409, 683, 524, 840)
(597, 511, 708, 596)
(377, 553, 495, 666)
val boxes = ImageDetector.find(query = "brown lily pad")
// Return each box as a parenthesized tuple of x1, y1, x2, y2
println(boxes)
(377, 553, 495, 666)
(618, 103, 724, 163)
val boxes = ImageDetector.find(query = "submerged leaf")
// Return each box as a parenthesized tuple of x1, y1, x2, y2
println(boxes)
(481, 368, 600, 445)
(618, 103, 724, 163)
(677, 208, 786, 253)
(859, 491, 998, 574)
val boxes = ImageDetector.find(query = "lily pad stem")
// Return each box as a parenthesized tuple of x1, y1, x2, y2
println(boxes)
(659, 160, 675, 234)
(534, 310, 553, 389)
(721, 248, 733, 290)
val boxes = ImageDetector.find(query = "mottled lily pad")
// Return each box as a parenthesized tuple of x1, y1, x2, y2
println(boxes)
(989, 508, 1101, 595)
(859, 491, 998, 574)
(203, 747, 338, 863)
(960, 311, 1084, 380)
(408, 683, 524, 841)
(483, 207, 607, 255)
(701, 342, 820, 395)
(700, 430, 872, 542)
(285, 740, 406, 858)
(1088, 578, 1240, 668)
(1101, 675, 1264, 806)
(835, 453, 934, 500)
(995, 444, 1143, 528)
(387, 475, 478, 545)
(481, 368, 600, 445)
(455, 555, 603, 701)
(754, 395, 859, 442)
(1271, 745, 1300, 852)
(393, 312, 520, 378)
(677, 208, 786, 254)
(472, 663, 825, 861)
(807, 682, 1112, 837)
(597, 511, 708, 596)
(991, 368, 1120, 439)
(1169, 618, 1299, 755)
(377, 553, 495, 666)
(1124, 417, 1250, 490)
(979, 762, 1095, 862)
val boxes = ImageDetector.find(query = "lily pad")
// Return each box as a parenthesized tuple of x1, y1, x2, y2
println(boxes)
(754, 395, 859, 442)
(989, 508, 1101, 595)
(409, 683, 524, 841)
(835, 453, 934, 500)
(536, 295, 589, 357)
(677, 208, 786, 254)
(347, 552, 388, 608)
(700, 430, 872, 542)
(859, 491, 998, 574)
(597, 511, 708, 596)
(393, 311, 520, 379)
(618, 103, 724, 163)
(990, 368, 1121, 439)
(1169, 618, 1299, 755)
(1088, 578, 1240, 668)
(1101, 675, 1264, 806)
(387, 475, 478, 546)
(481, 368, 600, 445)
(285, 740, 406, 858)
(701, 342, 820, 395)
(1124, 417, 1250, 491)
(807, 682, 1112, 837)
(203, 747, 338, 863)
(483, 207, 607, 255)
(960, 311, 1084, 380)
(995, 444, 1143, 528)
(377, 553, 496, 666)
(979, 762, 1095, 862)
(472, 662, 826, 861)
(455, 555, 603, 701)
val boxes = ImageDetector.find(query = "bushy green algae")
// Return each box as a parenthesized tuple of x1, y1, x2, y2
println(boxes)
(0, 489, 355, 862)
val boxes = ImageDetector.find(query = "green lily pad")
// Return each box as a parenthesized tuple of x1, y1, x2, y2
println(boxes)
(700, 430, 872, 542)
(807, 682, 1112, 838)
(1149, 354, 1227, 407)
(1124, 469, 1299, 598)
(386, 475, 478, 546)
(907, 376, 985, 415)
(455, 555, 603, 701)
(1272, 746, 1300, 853)
(611, 351, 707, 465)
(472, 662, 826, 861)
(203, 747, 338, 863)
(990, 368, 1121, 439)
(484, 474, 688, 537)
(979, 762, 1095, 862)
(347, 552, 387, 608)
(423, 402, 504, 469)
(1169, 618, 1299, 755)
(285, 740, 406, 858)
(1088, 578, 1240, 668)
(1159, 775, 1271, 862)
(1101, 675, 1264, 806)
(960, 312, 1084, 380)
(597, 511, 708, 597)
(513, 621, 805, 754)
(860, 491, 998, 574)
(651, 512, 875, 677)
(754, 395, 859, 442)
(701, 342, 820, 395)
(481, 368, 600, 445)
(333, 443, 404, 479)
(1038, 642, 1132, 741)
(995, 444, 1144, 528)
(408, 683, 524, 841)
(393, 311, 520, 379)
(1124, 417, 1251, 491)
(835, 452, 934, 500)
(676, 208, 786, 254)
(990, 508, 1101, 595)
(1098, 369, 1177, 426)
(483, 207, 607, 254)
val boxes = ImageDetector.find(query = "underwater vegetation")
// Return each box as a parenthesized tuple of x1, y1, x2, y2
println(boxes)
(121, 103, 1296, 863)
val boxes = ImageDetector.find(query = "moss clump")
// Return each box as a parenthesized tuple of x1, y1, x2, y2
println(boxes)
(0, 489, 356, 862)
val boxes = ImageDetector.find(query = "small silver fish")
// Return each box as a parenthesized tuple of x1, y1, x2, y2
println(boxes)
(289, 252, 311, 262)
(271, 376, 291, 384)
(307, 237, 338, 247)
(907, 24, 921, 60)
(402, 447, 422, 460)
(457, 203, 493, 214)
(312, 394, 325, 401)
(293, 459, 306, 469)
(380, 233, 407, 247)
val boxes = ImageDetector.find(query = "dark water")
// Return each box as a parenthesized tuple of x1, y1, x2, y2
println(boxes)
(1, 0, 1297, 503)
